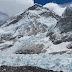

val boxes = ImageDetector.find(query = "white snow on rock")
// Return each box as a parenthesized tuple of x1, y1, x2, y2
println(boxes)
(39, 17, 57, 27)
(44, 3, 66, 16)
(0, 3, 72, 72)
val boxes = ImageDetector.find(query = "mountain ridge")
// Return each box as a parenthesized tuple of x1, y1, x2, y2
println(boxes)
(0, 3, 72, 72)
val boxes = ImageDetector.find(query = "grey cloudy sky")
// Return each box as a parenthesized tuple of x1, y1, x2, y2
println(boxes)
(0, 0, 34, 16)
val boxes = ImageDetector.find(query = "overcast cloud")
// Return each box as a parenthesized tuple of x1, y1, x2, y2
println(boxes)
(0, 0, 34, 16)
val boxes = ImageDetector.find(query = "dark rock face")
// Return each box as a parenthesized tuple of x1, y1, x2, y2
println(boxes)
(15, 44, 45, 54)
(50, 17, 72, 44)
(67, 42, 72, 49)
(0, 66, 62, 72)
(47, 5, 72, 44)
(16, 49, 35, 54)
(0, 44, 13, 51)
(62, 4, 72, 17)
(28, 3, 42, 10)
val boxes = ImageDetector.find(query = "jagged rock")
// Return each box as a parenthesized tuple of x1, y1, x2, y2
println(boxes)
(16, 49, 35, 54)
(67, 42, 72, 49)
(28, 3, 42, 10)
(62, 4, 72, 17)
(47, 7, 72, 44)
(15, 44, 45, 54)
(0, 44, 13, 51)
(0, 41, 14, 50)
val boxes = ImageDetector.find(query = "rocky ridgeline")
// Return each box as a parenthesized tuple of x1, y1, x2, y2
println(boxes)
(0, 4, 59, 52)
(47, 4, 72, 45)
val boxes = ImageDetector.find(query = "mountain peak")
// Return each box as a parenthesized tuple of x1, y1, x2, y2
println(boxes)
(28, 3, 42, 10)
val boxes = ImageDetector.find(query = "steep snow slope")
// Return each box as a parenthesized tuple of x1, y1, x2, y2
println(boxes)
(0, 4, 72, 72)
(47, 4, 72, 45)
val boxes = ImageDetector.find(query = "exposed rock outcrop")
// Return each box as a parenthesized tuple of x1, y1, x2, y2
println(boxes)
(67, 42, 72, 49)
(15, 44, 45, 54)
(47, 5, 72, 44)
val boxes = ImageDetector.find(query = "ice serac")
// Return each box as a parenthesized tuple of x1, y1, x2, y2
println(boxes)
(47, 4, 72, 44)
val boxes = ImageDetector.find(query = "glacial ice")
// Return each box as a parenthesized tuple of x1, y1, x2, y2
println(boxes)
(0, 32, 71, 72)
(0, 3, 72, 72)
(0, 53, 72, 72)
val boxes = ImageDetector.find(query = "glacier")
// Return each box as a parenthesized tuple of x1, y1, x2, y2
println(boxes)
(0, 53, 72, 72)
(0, 33, 72, 72)
(0, 3, 72, 72)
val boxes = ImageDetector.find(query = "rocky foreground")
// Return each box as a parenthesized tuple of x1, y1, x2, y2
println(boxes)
(0, 66, 62, 72)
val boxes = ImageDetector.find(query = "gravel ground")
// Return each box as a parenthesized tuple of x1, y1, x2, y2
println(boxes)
(0, 66, 62, 72)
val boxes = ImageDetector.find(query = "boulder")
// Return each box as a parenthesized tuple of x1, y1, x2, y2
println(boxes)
(15, 44, 45, 54)
(47, 17, 72, 44)
(67, 42, 72, 49)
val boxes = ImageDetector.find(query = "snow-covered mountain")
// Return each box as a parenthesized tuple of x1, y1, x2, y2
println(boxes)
(1, 4, 60, 41)
(0, 12, 9, 25)
(0, 3, 72, 72)
(47, 4, 72, 44)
